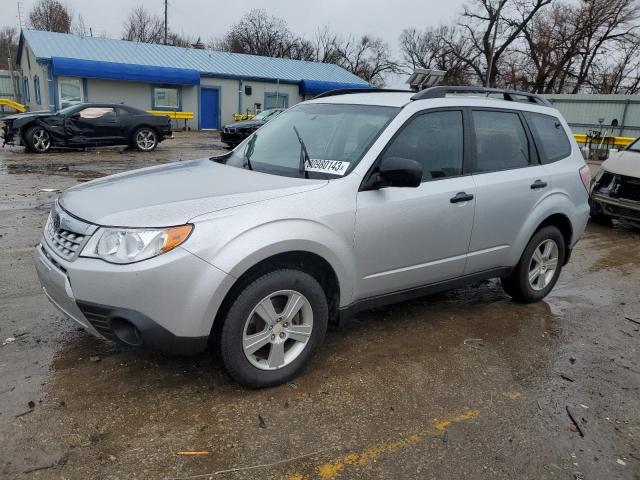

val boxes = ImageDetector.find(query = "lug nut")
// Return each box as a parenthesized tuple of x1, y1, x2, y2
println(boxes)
(269, 326, 272, 330)
(271, 334, 275, 340)
(283, 323, 289, 328)
(279, 332, 286, 339)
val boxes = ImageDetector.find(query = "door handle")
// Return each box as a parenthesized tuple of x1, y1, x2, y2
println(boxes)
(450, 192, 474, 203)
(530, 179, 548, 189)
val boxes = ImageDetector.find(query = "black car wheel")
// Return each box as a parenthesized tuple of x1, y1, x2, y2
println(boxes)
(25, 126, 51, 153)
(133, 127, 158, 152)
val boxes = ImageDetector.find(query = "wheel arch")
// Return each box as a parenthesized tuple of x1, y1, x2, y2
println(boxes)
(210, 250, 342, 342)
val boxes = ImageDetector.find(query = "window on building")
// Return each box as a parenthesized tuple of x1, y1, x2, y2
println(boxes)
(381, 110, 464, 181)
(526, 112, 571, 163)
(22, 76, 30, 103)
(58, 77, 83, 109)
(265, 92, 288, 110)
(153, 87, 180, 109)
(34, 76, 41, 105)
(472, 110, 530, 172)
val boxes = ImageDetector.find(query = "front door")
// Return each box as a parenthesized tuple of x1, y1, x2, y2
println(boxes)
(354, 109, 476, 300)
(200, 88, 219, 129)
(464, 108, 551, 273)
(65, 106, 122, 145)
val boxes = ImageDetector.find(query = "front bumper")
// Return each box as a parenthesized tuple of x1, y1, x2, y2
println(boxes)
(591, 193, 640, 222)
(34, 240, 232, 355)
(220, 130, 247, 145)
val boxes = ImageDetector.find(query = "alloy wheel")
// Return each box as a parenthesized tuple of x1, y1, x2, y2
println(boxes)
(242, 290, 313, 370)
(32, 128, 50, 152)
(135, 129, 156, 151)
(528, 238, 559, 291)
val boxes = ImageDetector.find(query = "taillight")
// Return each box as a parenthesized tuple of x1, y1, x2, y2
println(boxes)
(579, 165, 591, 192)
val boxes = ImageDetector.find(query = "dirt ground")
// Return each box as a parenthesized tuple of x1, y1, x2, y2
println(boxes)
(0, 132, 638, 479)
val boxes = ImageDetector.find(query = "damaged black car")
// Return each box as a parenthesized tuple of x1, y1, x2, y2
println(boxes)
(590, 138, 640, 227)
(1, 103, 172, 153)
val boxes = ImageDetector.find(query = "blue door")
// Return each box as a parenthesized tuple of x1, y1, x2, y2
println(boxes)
(200, 88, 219, 129)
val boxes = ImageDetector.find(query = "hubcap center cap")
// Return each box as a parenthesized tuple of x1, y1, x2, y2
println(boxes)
(272, 323, 284, 336)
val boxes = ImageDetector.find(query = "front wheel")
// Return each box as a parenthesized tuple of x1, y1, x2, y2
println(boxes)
(219, 269, 328, 388)
(25, 126, 51, 153)
(133, 127, 158, 151)
(501, 226, 565, 303)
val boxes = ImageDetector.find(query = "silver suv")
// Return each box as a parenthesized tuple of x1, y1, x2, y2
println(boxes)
(35, 86, 591, 388)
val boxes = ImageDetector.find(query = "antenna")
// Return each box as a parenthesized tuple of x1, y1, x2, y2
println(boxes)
(164, 0, 168, 45)
(17, 1, 23, 27)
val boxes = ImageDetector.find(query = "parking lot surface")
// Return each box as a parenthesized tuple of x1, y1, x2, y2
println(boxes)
(0, 133, 638, 479)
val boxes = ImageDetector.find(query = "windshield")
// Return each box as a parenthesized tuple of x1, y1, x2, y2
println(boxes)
(254, 110, 276, 120)
(626, 137, 640, 152)
(214, 103, 399, 179)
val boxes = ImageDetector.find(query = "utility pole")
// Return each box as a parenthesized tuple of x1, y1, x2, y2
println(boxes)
(17, 1, 23, 27)
(164, 0, 168, 45)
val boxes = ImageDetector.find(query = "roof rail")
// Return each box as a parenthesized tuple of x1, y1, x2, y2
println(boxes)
(411, 86, 552, 107)
(314, 88, 413, 99)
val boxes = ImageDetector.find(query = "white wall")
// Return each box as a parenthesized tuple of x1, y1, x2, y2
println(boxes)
(19, 42, 48, 111)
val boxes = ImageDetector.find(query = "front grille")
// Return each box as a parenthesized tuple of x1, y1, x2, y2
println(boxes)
(223, 127, 235, 134)
(81, 308, 118, 341)
(605, 203, 640, 219)
(616, 175, 640, 202)
(44, 202, 95, 261)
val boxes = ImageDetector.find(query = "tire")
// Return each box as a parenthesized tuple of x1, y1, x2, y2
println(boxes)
(501, 226, 565, 303)
(25, 126, 51, 153)
(220, 269, 328, 388)
(133, 127, 158, 152)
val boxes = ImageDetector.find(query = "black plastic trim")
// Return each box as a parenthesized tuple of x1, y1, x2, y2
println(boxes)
(77, 300, 208, 355)
(338, 267, 513, 322)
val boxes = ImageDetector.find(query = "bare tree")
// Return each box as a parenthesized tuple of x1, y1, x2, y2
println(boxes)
(73, 13, 89, 36)
(0, 27, 18, 70)
(336, 35, 400, 86)
(122, 6, 164, 43)
(399, 26, 474, 84)
(28, 0, 72, 33)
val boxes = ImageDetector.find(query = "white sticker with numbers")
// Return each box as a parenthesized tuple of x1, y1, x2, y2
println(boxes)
(305, 159, 350, 176)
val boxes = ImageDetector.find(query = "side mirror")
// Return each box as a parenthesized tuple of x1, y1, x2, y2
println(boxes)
(377, 156, 422, 188)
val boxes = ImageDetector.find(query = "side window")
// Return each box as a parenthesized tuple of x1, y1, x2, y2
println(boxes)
(79, 107, 116, 119)
(472, 110, 530, 172)
(381, 110, 463, 181)
(526, 113, 571, 163)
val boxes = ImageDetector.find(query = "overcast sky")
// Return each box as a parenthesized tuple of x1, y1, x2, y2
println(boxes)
(4, 0, 467, 86)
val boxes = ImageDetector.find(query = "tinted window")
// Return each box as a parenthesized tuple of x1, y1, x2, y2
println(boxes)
(472, 110, 529, 172)
(381, 110, 463, 181)
(527, 113, 571, 163)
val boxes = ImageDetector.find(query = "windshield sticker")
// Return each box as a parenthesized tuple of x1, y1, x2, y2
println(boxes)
(305, 159, 350, 176)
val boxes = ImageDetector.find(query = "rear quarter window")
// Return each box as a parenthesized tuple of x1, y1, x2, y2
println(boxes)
(526, 113, 571, 163)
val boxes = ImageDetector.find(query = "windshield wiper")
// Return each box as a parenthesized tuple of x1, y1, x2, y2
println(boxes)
(293, 126, 310, 179)
(243, 133, 257, 170)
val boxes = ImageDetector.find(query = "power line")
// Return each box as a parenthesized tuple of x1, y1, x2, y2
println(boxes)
(164, 0, 168, 45)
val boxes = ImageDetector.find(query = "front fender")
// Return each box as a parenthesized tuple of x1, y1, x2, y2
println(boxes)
(184, 217, 356, 308)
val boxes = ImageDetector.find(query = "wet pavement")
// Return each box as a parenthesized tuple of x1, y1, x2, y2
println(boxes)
(0, 134, 638, 479)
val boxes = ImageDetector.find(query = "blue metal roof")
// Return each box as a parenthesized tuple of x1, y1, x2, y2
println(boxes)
(20, 29, 368, 86)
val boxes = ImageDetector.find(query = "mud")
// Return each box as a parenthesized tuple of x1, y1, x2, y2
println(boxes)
(0, 135, 638, 479)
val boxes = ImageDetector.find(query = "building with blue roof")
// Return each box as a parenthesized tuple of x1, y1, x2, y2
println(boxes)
(16, 29, 368, 129)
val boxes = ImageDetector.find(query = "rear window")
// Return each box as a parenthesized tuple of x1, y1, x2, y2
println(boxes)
(526, 113, 571, 163)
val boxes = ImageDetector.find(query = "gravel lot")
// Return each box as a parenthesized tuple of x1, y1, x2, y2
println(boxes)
(0, 132, 638, 479)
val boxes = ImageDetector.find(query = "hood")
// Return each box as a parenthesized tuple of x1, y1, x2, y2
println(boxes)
(224, 119, 265, 129)
(601, 150, 640, 177)
(59, 158, 326, 227)
(1, 111, 54, 122)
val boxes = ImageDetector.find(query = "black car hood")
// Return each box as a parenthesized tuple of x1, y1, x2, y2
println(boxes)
(224, 119, 265, 129)
(2, 111, 55, 122)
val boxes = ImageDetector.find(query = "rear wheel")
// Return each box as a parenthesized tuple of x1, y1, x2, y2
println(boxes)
(133, 127, 158, 151)
(25, 126, 51, 153)
(501, 226, 565, 303)
(219, 269, 328, 388)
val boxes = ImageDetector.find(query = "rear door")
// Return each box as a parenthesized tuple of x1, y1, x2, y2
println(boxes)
(464, 108, 550, 273)
(354, 108, 476, 299)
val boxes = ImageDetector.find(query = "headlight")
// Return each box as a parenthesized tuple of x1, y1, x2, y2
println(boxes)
(81, 224, 193, 264)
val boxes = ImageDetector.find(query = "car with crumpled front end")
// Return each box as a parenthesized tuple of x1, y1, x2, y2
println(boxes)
(590, 138, 640, 227)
